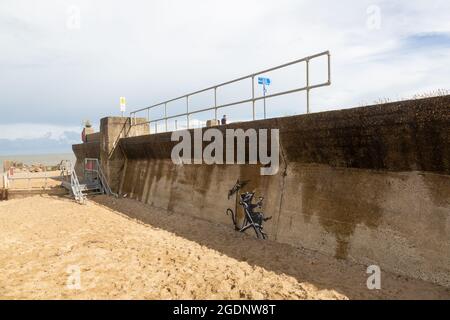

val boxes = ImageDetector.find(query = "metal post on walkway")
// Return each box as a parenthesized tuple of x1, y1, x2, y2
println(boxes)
(214, 87, 218, 121)
(306, 58, 310, 114)
(164, 103, 168, 132)
(263, 83, 266, 119)
(252, 76, 255, 120)
(186, 96, 189, 129)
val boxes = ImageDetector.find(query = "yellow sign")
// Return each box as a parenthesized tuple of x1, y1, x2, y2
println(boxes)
(120, 97, 126, 112)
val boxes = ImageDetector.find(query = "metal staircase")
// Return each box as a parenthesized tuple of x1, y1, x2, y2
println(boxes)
(70, 164, 86, 204)
(60, 158, 117, 204)
(60, 160, 86, 204)
(84, 158, 118, 197)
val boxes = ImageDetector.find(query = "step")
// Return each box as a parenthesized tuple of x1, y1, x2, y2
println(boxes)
(80, 183, 102, 191)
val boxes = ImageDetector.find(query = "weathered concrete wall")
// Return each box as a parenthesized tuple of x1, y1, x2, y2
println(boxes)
(70, 96, 450, 286)
(277, 164, 450, 286)
(72, 117, 149, 190)
(99, 117, 149, 192)
(117, 96, 450, 173)
(72, 142, 101, 176)
(113, 96, 450, 287)
(86, 132, 101, 143)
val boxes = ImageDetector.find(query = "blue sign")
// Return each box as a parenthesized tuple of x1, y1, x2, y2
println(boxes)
(258, 77, 271, 86)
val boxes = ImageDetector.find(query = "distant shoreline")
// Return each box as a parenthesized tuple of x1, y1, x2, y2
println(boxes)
(0, 152, 76, 173)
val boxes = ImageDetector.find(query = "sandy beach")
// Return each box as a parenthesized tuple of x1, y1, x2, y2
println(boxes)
(0, 194, 448, 300)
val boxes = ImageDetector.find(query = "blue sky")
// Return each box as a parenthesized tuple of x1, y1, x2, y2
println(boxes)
(0, 0, 449, 154)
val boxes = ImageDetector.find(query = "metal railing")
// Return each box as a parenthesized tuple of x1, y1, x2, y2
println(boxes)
(85, 158, 118, 197)
(130, 50, 331, 133)
(5, 173, 61, 190)
(69, 161, 86, 204)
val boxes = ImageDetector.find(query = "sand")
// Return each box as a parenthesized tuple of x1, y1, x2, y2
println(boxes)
(0, 195, 448, 300)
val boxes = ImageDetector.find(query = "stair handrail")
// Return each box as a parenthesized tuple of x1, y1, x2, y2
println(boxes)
(94, 159, 118, 198)
(69, 161, 86, 204)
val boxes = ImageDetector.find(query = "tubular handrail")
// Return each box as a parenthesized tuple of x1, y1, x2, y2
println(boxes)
(130, 50, 331, 133)
(69, 161, 86, 204)
(84, 158, 118, 197)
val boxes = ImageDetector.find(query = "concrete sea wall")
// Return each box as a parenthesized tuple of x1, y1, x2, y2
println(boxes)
(73, 96, 450, 287)
(72, 142, 100, 176)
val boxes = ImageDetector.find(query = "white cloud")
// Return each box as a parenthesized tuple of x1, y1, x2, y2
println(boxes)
(0, 123, 81, 140)
(0, 0, 449, 133)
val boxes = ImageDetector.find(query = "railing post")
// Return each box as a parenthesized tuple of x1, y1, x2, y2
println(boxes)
(306, 58, 310, 114)
(164, 103, 168, 132)
(186, 96, 189, 129)
(327, 51, 331, 84)
(128, 51, 330, 128)
(251, 76, 255, 120)
(263, 83, 267, 119)
(214, 87, 218, 121)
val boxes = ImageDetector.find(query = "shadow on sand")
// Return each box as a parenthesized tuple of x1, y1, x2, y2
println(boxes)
(92, 195, 449, 300)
